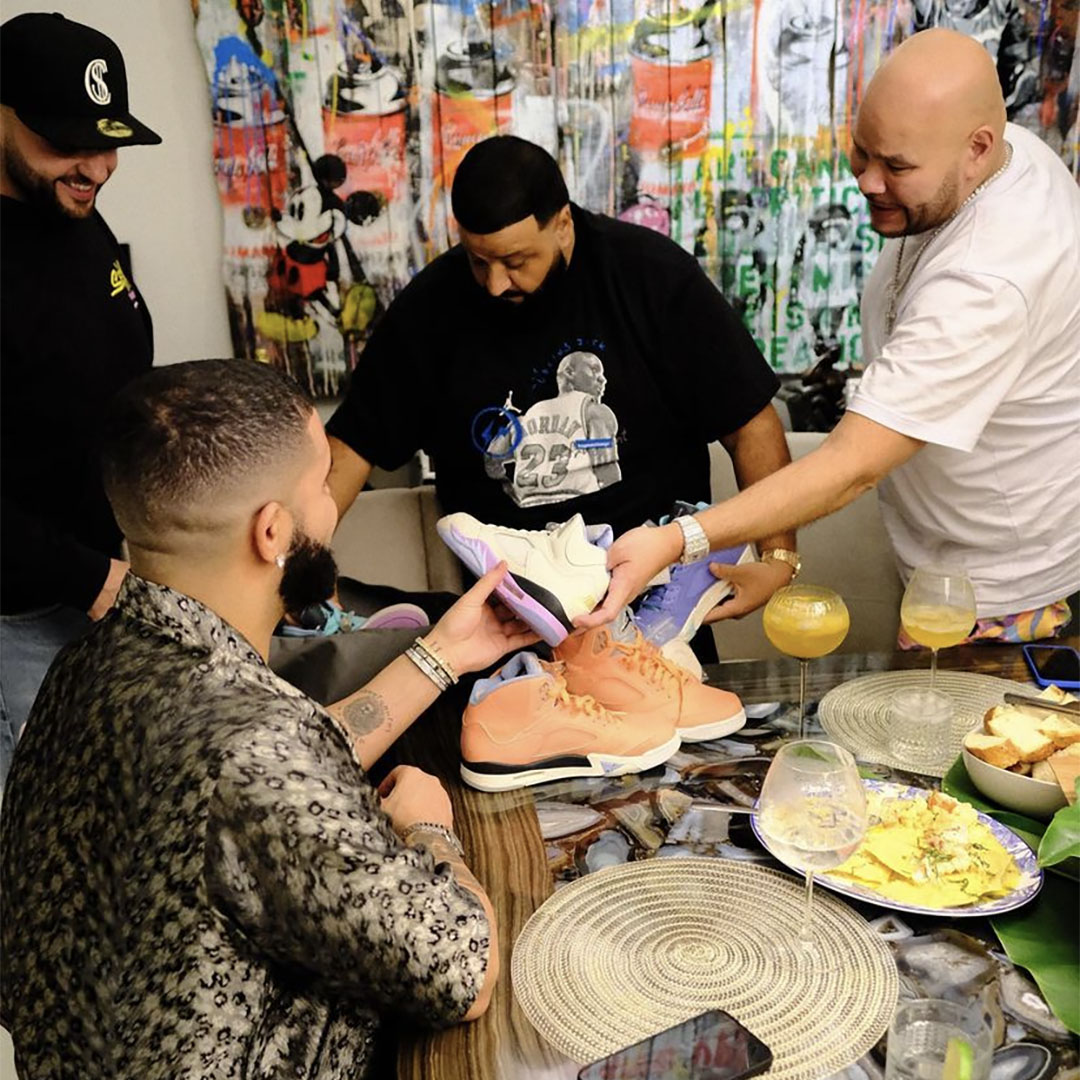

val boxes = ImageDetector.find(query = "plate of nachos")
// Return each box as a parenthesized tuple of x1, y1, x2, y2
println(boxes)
(752, 780, 1043, 916)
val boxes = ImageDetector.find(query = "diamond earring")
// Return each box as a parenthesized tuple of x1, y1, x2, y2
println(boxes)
(275, 554, 286, 569)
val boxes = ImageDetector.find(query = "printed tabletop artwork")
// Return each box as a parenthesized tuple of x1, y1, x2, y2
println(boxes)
(190, 0, 1078, 397)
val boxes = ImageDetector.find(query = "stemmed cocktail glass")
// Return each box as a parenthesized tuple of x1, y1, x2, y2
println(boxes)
(899, 566, 977, 689)
(763, 585, 850, 738)
(756, 740, 867, 962)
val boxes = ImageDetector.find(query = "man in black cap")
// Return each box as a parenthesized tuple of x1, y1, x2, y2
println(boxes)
(0, 12, 161, 790)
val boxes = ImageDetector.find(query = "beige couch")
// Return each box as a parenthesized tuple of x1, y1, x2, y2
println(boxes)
(331, 433, 902, 659)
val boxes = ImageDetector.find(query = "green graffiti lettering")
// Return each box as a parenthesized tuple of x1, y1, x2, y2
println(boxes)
(738, 264, 761, 296)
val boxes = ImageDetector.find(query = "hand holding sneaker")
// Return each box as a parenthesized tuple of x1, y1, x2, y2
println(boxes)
(576, 523, 685, 629)
(424, 562, 541, 676)
(701, 558, 795, 623)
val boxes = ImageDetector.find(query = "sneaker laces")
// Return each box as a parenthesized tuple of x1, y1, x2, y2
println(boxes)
(539, 663, 616, 723)
(613, 632, 690, 690)
(637, 570, 685, 613)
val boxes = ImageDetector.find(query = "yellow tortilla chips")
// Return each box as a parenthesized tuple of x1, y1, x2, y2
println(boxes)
(830, 790, 1020, 908)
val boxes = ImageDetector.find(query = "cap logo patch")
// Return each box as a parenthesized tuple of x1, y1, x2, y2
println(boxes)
(97, 118, 132, 138)
(84, 59, 111, 106)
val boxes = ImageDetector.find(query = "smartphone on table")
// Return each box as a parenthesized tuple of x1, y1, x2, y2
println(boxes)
(576, 1009, 773, 1080)
(1022, 644, 1080, 690)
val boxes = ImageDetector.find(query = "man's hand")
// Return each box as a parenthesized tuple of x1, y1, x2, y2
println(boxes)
(425, 562, 540, 674)
(87, 558, 129, 621)
(575, 524, 683, 629)
(702, 558, 793, 623)
(378, 765, 453, 833)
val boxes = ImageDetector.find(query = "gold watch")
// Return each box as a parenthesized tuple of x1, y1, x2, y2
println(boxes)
(760, 548, 801, 580)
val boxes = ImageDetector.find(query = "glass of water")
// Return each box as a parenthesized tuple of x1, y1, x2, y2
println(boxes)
(887, 687, 956, 775)
(756, 740, 867, 961)
(885, 998, 993, 1080)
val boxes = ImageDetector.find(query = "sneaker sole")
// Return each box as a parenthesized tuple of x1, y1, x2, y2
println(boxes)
(438, 522, 572, 646)
(676, 707, 747, 743)
(362, 603, 430, 631)
(459, 733, 680, 792)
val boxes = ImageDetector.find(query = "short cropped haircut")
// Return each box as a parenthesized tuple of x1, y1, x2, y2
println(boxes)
(451, 136, 569, 235)
(101, 359, 313, 540)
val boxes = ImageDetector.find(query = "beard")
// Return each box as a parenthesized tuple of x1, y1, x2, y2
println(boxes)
(492, 251, 568, 307)
(903, 172, 962, 236)
(872, 171, 962, 238)
(278, 531, 338, 618)
(2, 137, 98, 220)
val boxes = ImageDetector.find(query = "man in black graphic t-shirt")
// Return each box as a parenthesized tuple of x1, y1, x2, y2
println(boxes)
(327, 136, 798, 619)
(0, 13, 162, 787)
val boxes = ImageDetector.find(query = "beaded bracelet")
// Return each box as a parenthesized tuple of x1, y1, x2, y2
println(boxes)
(400, 821, 465, 859)
(413, 635, 459, 685)
(404, 645, 451, 692)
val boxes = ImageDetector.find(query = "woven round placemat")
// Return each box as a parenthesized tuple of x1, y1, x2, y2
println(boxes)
(817, 669, 1027, 778)
(512, 859, 897, 1078)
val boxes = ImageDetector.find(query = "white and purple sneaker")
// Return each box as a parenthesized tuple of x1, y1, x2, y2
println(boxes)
(436, 512, 611, 646)
(634, 542, 754, 646)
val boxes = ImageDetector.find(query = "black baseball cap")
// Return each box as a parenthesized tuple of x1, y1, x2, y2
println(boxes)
(0, 12, 161, 149)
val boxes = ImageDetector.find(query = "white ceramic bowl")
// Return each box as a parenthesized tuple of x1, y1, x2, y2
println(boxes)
(961, 747, 1068, 820)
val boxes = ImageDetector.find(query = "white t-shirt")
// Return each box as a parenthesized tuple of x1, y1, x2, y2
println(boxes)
(851, 124, 1080, 617)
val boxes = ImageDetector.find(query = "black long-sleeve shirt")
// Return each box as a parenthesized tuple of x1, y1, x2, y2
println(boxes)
(1, 196, 153, 614)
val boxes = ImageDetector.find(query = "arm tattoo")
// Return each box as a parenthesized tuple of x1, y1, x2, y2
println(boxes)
(338, 690, 391, 741)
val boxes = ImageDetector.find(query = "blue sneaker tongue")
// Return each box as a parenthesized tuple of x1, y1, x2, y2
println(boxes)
(470, 650, 546, 705)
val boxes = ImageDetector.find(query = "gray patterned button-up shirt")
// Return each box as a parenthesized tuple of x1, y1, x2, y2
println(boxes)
(1, 575, 490, 1079)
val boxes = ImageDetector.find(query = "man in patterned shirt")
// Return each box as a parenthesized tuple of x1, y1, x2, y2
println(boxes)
(0, 359, 538, 1079)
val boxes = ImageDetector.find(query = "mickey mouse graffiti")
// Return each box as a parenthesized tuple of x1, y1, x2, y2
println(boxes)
(262, 157, 380, 353)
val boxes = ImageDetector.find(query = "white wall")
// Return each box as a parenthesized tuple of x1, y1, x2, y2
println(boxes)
(1, 0, 232, 365)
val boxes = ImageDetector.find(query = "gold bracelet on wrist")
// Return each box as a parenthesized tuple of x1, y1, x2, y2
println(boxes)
(760, 548, 801, 580)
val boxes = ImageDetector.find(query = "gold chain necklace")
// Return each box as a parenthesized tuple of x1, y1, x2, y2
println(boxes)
(885, 142, 1013, 336)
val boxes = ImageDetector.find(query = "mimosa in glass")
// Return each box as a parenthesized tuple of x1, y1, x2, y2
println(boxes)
(763, 585, 850, 737)
(900, 567, 977, 688)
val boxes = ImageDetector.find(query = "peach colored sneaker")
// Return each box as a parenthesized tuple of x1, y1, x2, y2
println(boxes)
(460, 652, 679, 792)
(554, 626, 746, 743)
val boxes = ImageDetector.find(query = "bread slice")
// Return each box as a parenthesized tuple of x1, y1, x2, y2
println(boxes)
(1038, 715, 1080, 749)
(986, 710, 1056, 762)
(1031, 759, 1057, 783)
(1052, 743, 1080, 759)
(1008, 761, 1033, 775)
(964, 732, 1020, 769)
(1040, 684, 1078, 705)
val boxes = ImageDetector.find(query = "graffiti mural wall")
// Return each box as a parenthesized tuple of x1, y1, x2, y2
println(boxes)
(192, 0, 1078, 397)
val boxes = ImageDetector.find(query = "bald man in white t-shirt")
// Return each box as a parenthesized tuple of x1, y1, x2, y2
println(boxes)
(584, 28, 1080, 638)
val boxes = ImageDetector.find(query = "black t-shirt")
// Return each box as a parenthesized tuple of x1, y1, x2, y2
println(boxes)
(327, 205, 778, 536)
(1, 197, 154, 614)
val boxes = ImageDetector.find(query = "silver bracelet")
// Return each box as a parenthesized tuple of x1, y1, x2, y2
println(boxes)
(400, 821, 465, 859)
(413, 635, 459, 685)
(405, 645, 450, 692)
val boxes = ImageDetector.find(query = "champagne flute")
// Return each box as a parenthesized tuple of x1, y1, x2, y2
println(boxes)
(900, 566, 977, 689)
(756, 740, 867, 960)
(763, 585, 850, 737)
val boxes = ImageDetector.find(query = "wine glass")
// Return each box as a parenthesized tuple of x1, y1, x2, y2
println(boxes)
(763, 585, 850, 737)
(899, 566, 977, 689)
(756, 740, 867, 960)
